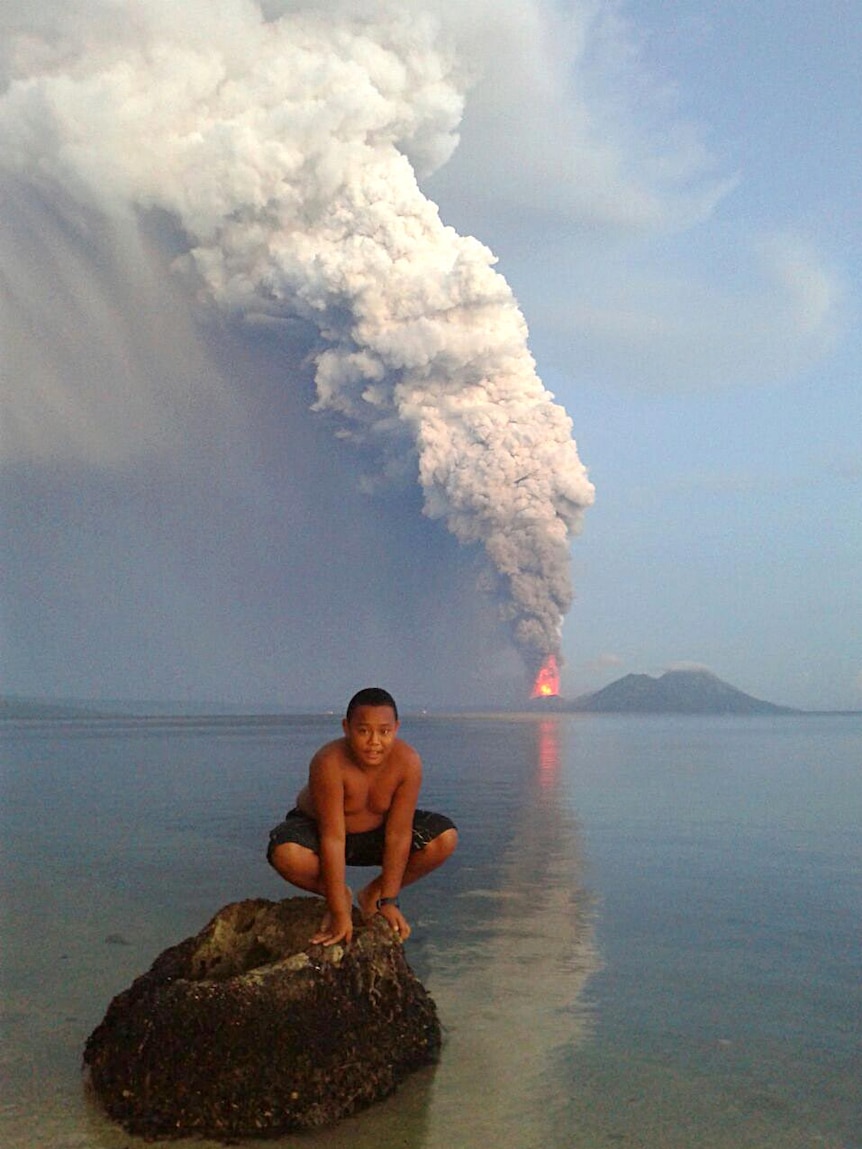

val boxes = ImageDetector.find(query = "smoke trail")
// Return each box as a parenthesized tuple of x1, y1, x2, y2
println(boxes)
(0, 0, 593, 671)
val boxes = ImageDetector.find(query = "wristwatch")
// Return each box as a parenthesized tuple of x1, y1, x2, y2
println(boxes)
(376, 896, 400, 909)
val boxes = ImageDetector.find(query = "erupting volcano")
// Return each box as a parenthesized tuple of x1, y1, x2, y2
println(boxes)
(531, 655, 561, 699)
(0, 0, 594, 701)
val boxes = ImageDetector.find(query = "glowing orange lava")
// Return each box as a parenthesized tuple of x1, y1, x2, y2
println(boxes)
(530, 654, 560, 699)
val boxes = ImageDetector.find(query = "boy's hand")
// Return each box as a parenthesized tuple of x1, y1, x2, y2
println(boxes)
(378, 902, 411, 941)
(312, 911, 353, 947)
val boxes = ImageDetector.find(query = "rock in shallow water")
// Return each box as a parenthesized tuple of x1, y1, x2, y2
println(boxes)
(83, 897, 441, 1140)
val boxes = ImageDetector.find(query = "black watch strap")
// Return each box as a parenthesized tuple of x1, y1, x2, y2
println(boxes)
(376, 896, 400, 909)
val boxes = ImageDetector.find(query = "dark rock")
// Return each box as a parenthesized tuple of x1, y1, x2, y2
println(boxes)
(83, 897, 441, 1140)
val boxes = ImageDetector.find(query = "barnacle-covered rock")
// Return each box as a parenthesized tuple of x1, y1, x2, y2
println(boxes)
(83, 897, 440, 1139)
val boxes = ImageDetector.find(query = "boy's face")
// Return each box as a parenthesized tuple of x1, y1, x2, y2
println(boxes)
(342, 704, 399, 769)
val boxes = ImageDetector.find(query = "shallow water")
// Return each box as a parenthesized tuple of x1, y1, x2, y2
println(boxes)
(1, 712, 859, 1148)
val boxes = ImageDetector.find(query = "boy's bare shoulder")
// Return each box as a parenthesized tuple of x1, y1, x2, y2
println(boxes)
(392, 738, 422, 773)
(310, 738, 352, 769)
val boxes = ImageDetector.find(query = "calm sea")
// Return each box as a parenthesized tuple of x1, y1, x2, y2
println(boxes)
(1, 713, 859, 1148)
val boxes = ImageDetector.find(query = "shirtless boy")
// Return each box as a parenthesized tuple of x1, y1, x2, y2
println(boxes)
(267, 687, 457, 946)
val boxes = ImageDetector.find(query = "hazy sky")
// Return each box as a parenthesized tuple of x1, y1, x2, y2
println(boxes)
(1, 0, 859, 710)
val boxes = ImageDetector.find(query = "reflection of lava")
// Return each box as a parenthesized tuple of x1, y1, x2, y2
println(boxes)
(531, 654, 560, 698)
(537, 718, 561, 786)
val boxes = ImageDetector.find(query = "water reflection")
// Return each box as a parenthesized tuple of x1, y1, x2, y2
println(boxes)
(537, 716, 562, 783)
(421, 714, 600, 1145)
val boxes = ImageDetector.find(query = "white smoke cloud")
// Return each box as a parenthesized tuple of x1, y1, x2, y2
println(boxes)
(0, 0, 594, 670)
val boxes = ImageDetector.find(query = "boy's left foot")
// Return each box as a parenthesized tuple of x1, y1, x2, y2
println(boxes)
(357, 883, 380, 921)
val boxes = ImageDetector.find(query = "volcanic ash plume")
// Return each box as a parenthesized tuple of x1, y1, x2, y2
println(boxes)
(0, 1, 594, 672)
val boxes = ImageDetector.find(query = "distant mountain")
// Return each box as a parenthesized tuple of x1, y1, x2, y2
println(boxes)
(562, 669, 797, 715)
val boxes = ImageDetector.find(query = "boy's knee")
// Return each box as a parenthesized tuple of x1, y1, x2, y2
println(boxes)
(433, 827, 458, 859)
(268, 840, 312, 877)
(267, 840, 288, 873)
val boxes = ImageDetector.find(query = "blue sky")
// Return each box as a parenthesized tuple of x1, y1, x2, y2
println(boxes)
(1, 0, 859, 711)
(424, 0, 861, 708)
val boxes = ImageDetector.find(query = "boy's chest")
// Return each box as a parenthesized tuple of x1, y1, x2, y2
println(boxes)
(343, 764, 400, 814)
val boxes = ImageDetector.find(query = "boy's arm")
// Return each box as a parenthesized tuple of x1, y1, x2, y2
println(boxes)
(308, 754, 353, 945)
(377, 749, 422, 936)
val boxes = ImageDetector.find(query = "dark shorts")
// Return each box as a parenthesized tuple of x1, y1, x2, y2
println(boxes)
(266, 808, 456, 868)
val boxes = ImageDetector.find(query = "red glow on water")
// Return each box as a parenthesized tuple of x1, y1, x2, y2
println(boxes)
(530, 654, 560, 699)
(537, 718, 561, 785)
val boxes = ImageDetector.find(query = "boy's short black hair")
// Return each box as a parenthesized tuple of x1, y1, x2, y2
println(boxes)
(345, 687, 398, 721)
